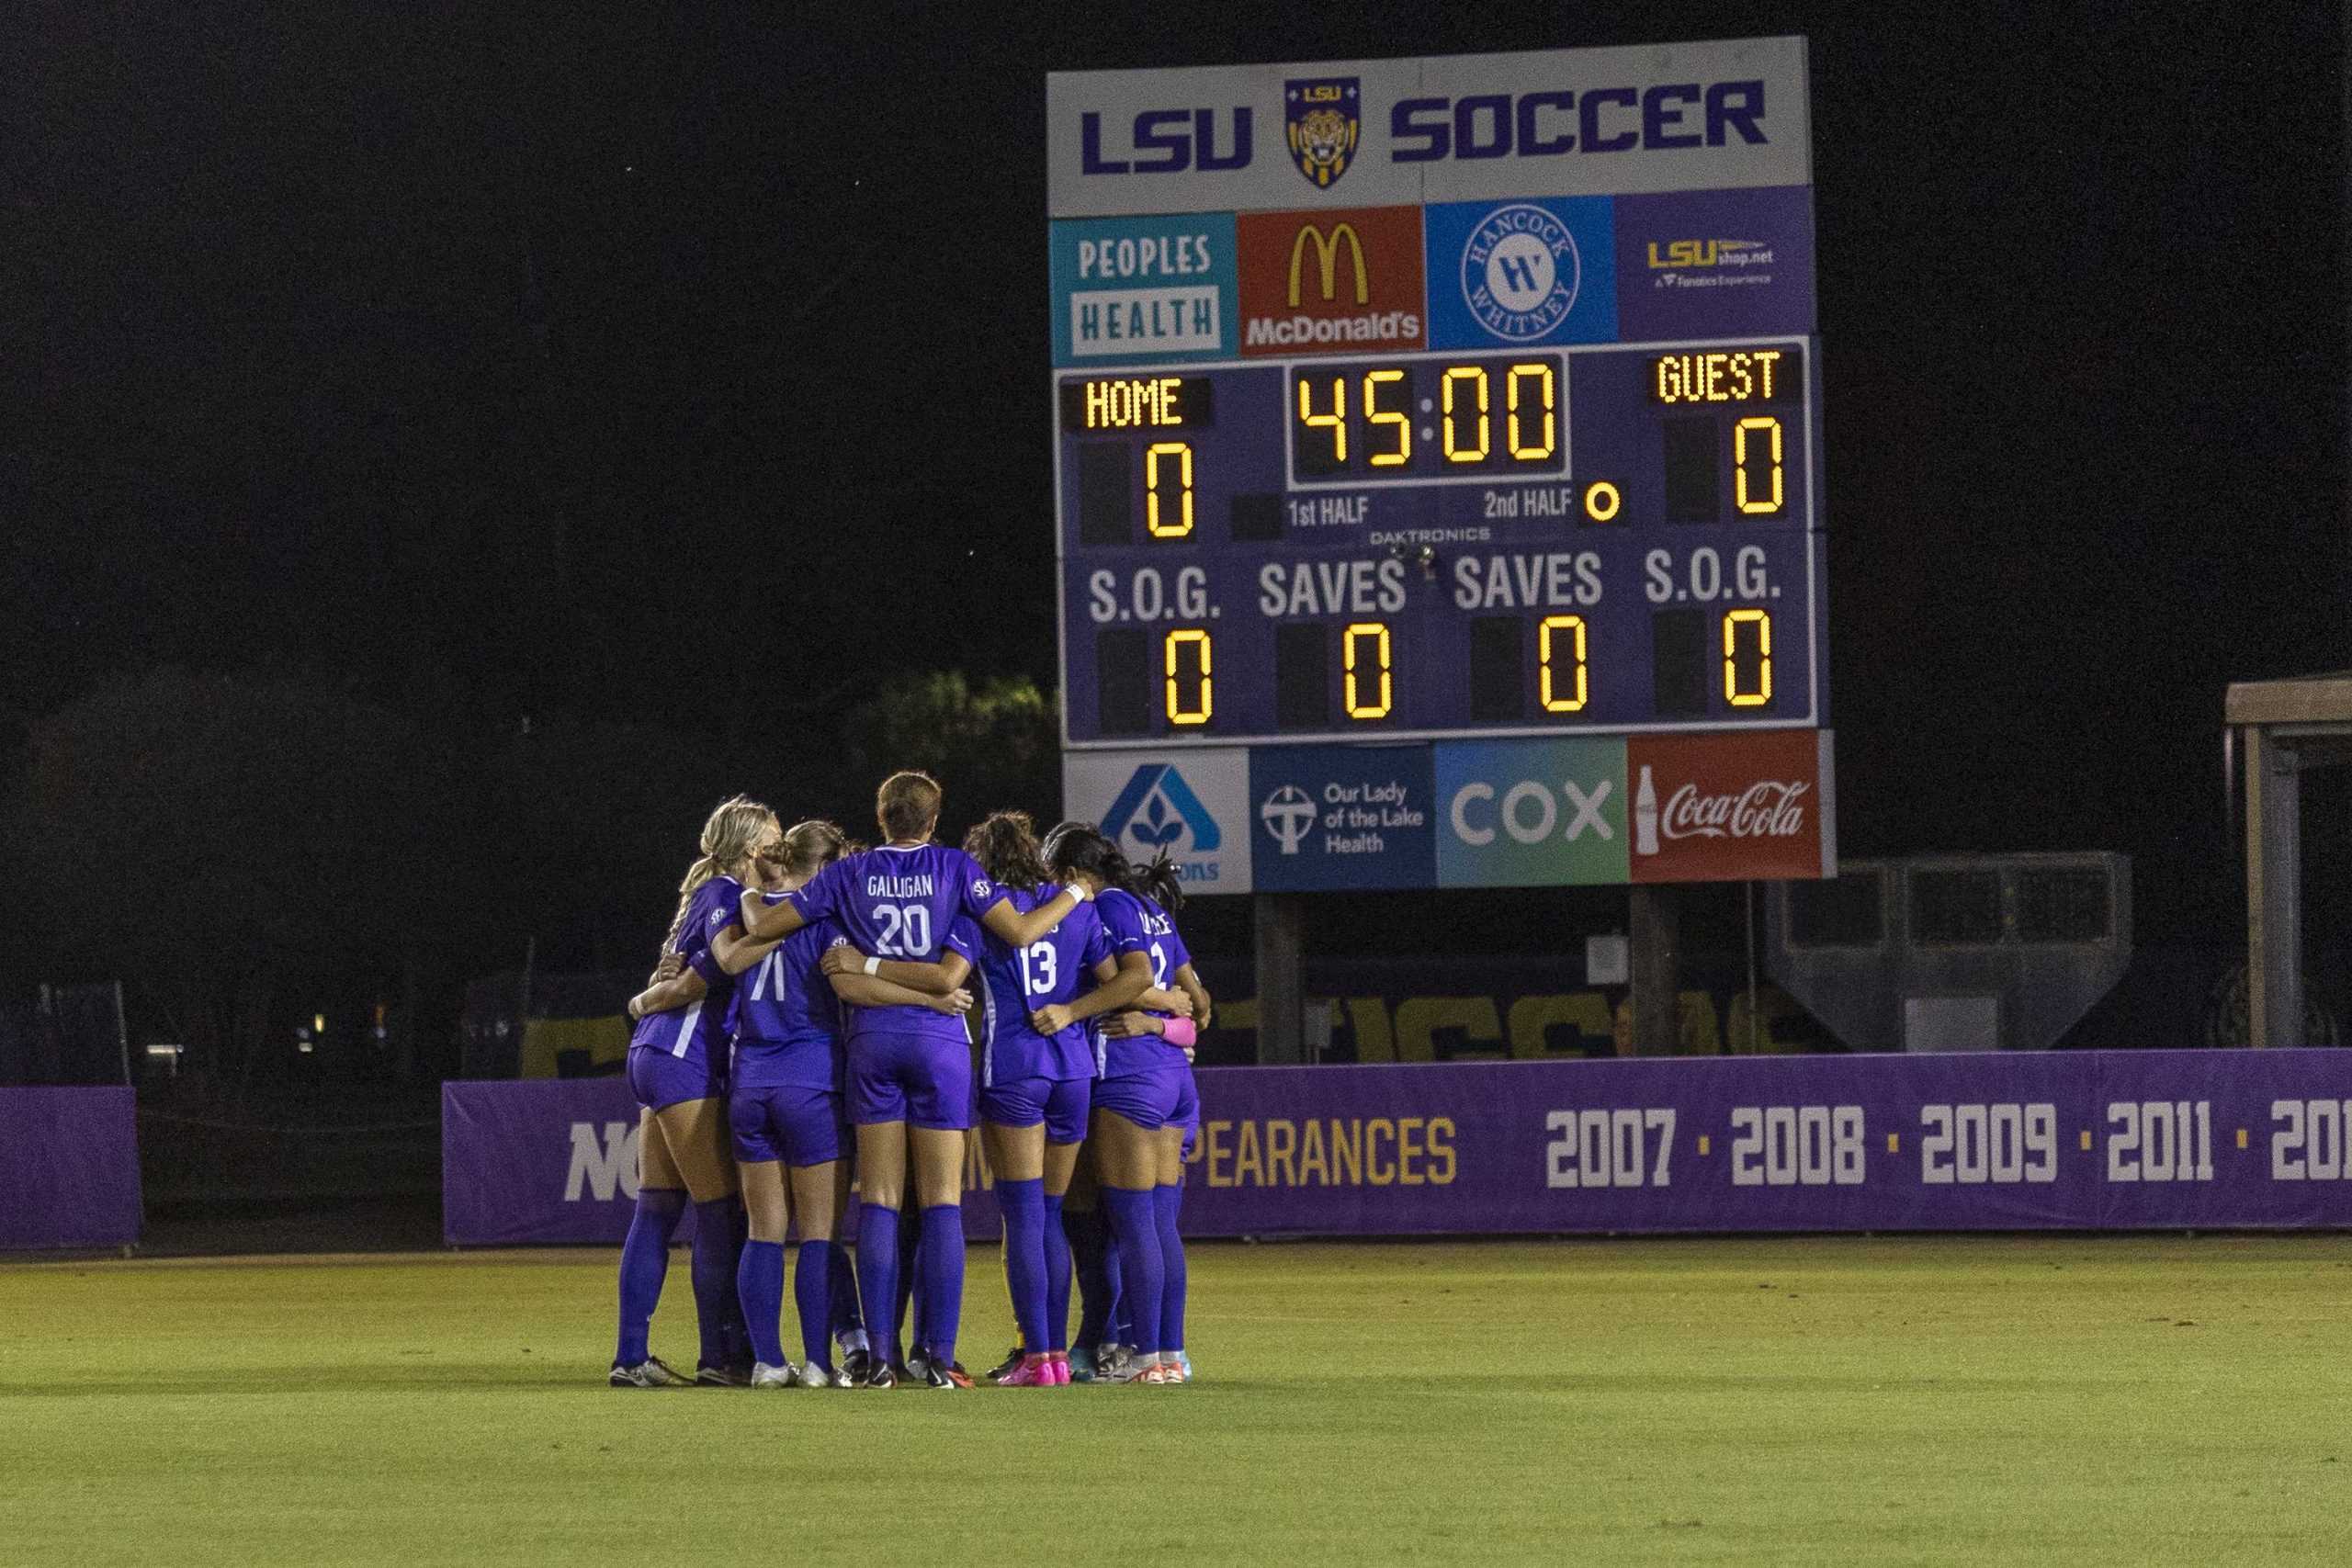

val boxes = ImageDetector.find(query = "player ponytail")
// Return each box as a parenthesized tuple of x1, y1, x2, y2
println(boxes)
(1129, 848, 1186, 913)
(963, 809, 1053, 894)
(1041, 821, 1136, 895)
(662, 795, 779, 952)
(775, 818, 850, 883)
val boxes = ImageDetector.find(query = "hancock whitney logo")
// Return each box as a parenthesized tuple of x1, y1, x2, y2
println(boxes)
(1284, 78, 1360, 188)
(1260, 785, 1316, 856)
(1461, 203, 1580, 342)
(1102, 763, 1222, 858)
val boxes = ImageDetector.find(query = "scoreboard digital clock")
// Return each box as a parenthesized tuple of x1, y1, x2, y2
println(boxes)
(1049, 37, 1831, 895)
(1054, 337, 1820, 744)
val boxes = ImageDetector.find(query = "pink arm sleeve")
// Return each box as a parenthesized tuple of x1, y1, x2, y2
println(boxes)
(1161, 1016, 1197, 1048)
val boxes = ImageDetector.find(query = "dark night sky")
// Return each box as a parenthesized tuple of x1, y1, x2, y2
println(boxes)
(7, 3, 2345, 947)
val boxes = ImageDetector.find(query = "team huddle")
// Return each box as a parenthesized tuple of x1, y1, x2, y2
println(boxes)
(612, 770, 1206, 1389)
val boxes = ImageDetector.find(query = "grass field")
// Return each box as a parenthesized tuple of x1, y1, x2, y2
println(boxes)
(5, 1235, 2351, 1565)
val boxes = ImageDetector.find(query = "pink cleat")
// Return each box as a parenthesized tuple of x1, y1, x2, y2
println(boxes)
(1046, 1354, 1071, 1386)
(999, 1353, 1057, 1387)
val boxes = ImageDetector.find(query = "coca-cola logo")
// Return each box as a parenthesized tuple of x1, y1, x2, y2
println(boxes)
(1660, 780, 1809, 841)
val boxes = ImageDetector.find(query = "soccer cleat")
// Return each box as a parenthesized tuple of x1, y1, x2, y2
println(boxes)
(608, 1357, 686, 1388)
(695, 1362, 754, 1388)
(1094, 1344, 1139, 1383)
(1139, 1361, 1178, 1385)
(1068, 1345, 1098, 1383)
(792, 1361, 848, 1389)
(750, 1361, 796, 1389)
(916, 1359, 975, 1389)
(862, 1360, 899, 1391)
(998, 1353, 1057, 1387)
(1176, 1351, 1193, 1382)
(1046, 1354, 1072, 1386)
(987, 1345, 1026, 1383)
(841, 1348, 876, 1386)
(904, 1348, 932, 1382)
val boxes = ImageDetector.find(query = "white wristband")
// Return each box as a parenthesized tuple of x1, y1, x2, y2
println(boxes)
(863, 955, 881, 976)
(1063, 881, 1091, 902)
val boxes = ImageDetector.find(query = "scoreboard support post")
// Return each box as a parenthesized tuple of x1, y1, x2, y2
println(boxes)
(1253, 894, 1307, 1065)
(1629, 886, 1681, 1056)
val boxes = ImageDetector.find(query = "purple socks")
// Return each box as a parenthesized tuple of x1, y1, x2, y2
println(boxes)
(998, 1178, 1047, 1353)
(1041, 1191, 1072, 1351)
(615, 1186, 685, 1367)
(1102, 1185, 1162, 1356)
(1153, 1183, 1186, 1354)
(736, 1240, 786, 1368)
(855, 1201, 903, 1369)
(691, 1195, 747, 1370)
(916, 1203, 965, 1367)
(793, 1239, 832, 1371)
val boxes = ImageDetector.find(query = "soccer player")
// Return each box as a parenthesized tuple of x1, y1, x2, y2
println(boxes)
(736, 771, 1091, 1388)
(712, 819, 975, 1389)
(606, 795, 768, 1388)
(956, 812, 1150, 1384)
(1042, 825, 1209, 1386)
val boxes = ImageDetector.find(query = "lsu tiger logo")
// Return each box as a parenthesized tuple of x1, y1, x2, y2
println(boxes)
(1284, 77, 1360, 188)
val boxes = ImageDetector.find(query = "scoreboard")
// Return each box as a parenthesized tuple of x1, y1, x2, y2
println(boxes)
(1056, 342, 1819, 741)
(1050, 39, 1833, 893)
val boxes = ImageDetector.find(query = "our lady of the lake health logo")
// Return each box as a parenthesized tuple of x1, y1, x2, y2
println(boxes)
(1283, 78, 1360, 188)
(1463, 203, 1578, 341)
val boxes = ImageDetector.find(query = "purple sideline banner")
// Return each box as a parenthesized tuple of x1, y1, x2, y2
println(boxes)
(0, 1087, 141, 1250)
(442, 1051, 2352, 1246)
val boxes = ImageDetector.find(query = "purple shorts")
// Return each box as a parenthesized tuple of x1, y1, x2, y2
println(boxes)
(1092, 1065, 1196, 1134)
(729, 1084, 844, 1167)
(628, 1045, 723, 1112)
(980, 1076, 1091, 1145)
(848, 1031, 973, 1132)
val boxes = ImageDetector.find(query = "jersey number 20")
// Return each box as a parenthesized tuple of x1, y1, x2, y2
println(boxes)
(873, 903, 933, 957)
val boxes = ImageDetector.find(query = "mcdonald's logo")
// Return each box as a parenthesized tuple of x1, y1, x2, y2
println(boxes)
(1238, 205, 1425, 357)
(1287, 222, 1370, 308)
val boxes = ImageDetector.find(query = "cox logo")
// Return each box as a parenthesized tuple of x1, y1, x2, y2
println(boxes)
(1449, 777, 1613, 846)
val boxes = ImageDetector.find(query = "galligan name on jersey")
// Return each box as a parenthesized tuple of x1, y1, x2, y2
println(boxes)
(865, 873, 936, 897)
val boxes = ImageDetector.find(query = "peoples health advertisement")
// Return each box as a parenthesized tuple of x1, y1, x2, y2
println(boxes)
(445, 1051, 2352, 1246)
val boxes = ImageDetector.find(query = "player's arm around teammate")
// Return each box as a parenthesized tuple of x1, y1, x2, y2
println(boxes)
(724, 820, 973, 1388)
(610, 795, 773, 1388)
(1044, 825, 1199, 1384)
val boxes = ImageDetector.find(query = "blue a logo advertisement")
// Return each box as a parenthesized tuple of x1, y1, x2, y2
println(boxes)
(1102, 762, 1222, 856)
(1423, 197, 1617, 348)
(1063, 749, 1253, 894)
(1284, 77, 1361, 188)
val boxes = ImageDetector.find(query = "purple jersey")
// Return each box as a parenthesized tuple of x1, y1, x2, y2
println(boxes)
(791, 842, 998, 1043)
(1096, 887, 1194, 1079)
(728, 894, 846, 1091)
(627, 874, 743, 1072)
(971, 889, 1112, 1089)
